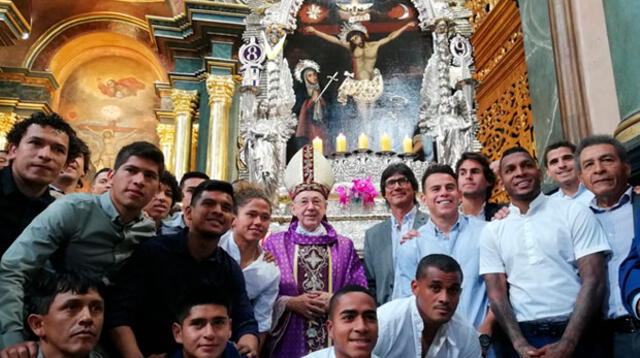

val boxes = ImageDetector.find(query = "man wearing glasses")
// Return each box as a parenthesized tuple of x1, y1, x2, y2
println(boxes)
(364, 163, 428, 305)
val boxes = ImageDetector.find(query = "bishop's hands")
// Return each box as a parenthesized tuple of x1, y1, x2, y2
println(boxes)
(286, 291, 332, 320)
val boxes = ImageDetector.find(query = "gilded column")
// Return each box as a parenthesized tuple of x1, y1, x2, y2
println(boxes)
(156, 123, 176, 172)
(170, 89, 199, 180)
(205, 74, 235, 180)
(0, 112, 18, 150)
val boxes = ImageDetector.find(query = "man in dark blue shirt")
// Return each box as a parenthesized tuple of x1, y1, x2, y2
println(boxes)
(107, 180, 259, 358)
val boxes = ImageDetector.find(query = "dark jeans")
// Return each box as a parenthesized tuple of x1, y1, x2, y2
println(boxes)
(492, 321, 607, 358)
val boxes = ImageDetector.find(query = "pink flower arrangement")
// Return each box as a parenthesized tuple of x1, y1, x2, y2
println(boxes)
(335, 176, 379, 208)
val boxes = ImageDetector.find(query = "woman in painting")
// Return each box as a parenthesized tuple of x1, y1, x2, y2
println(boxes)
(293, 59, 328, 153)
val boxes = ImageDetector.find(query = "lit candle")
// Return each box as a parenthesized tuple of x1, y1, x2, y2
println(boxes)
(380, 133, 391, 152)
(312, 137, 323, 155)
(358, 133, 369, 150)
(336, 133, 347, 152)
(403, 135, 413, 153)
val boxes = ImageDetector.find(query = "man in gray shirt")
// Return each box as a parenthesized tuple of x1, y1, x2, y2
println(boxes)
(0, 141, 163, 356)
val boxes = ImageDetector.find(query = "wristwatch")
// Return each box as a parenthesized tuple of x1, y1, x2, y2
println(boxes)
(479, 334, 492, 350)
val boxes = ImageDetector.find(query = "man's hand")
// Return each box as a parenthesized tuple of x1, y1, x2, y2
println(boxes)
(535, 338, 575, 358)
(490, 206, 510, 221)
(236, 334, 259, 358)
(309, 291, 332, 311)
(304, 26, 317, 35)
(286, 292, 328, 319)
(512, 339, 544, 358)
(263, 251, 277, 265)
(400, 229, 419, 244)
(0, 341, 38, 358)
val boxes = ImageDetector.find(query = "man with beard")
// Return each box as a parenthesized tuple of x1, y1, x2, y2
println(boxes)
(364, 163, 428, 306)
(480, 147, 610, 357)
(107, 180, 259, 358)
(0, 141, 162, 354)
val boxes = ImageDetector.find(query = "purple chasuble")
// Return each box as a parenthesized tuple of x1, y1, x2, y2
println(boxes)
(262, 219, 367, 358)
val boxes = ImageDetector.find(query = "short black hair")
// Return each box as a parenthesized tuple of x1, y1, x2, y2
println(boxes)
(543, 141, 576, 168)
(190, 180, 236, 212)
(113, 141, 164, 177)
(160, 171, 183, 207)
(26, 270, 104, 316)
(179, 171, 209, 189)
(380, 163, 419, 205)
(93, 168, 111, 182)
(421, 163, 456, 192)
(6, 112, 79, 161)
(415, 254, 463, 282)
(328, 285, 375, 319)
(499, 146, 535, 171)
(174, 289, 231, 324)
(71, 136, 91, 177)
(232, 180, 272, 212)
(454, 152, 496, 201)
(575, 135, 629, 172)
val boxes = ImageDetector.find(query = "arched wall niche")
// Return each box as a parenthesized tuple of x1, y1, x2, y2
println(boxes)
(48, 31, 168, 173)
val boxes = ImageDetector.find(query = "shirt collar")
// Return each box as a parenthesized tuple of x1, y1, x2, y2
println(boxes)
(1, 165, 54, 201)
(509, 191, 545, 216)
(410, 296, 454, 355)
(391, 205, 418, 229)
(590, 186, 632, 213)
(99, 191, 145, 226)
(560, 183, 588, 199)
(425, 214, 467, 235)
(295, 222, 327, 236)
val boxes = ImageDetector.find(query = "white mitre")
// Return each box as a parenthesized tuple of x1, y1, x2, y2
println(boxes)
(284, 145, 335, 199)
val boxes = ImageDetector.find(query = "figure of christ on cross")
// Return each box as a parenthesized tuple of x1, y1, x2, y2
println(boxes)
(304, 21, 416, 121)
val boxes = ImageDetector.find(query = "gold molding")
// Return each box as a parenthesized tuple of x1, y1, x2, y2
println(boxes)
(0, 111, 17, 150)
(205, 74, 235, 104)
(205, 74, 235, 179)
(22, 12, 150, 69)
(615, 112, 640, 143)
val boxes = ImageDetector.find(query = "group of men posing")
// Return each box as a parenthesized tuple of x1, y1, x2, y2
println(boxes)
(0, 111, 639, 358)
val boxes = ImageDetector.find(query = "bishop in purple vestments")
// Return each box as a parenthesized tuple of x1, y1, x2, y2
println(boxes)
(262, 145, 367, 358)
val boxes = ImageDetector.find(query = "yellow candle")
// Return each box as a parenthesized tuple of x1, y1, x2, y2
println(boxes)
(336, 133, 347, 152)
(403, 135, 413, 153)
(358, 133, 369, 150)
(312, 137, 323, 155)
(380, 133, 391, 152)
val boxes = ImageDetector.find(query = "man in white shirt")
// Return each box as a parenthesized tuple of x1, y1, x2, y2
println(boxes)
(577, 135, 640, 357)
(303, 285, 379, 358)
(543, 140, 594, 204)
(480, 147, 610, 358)
(374, 254, 481, 358)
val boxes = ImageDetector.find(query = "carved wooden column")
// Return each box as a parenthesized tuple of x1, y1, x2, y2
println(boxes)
(205, 74, 235, 180)
(170, 89, 199, 179)
(156, 123, 176, 172)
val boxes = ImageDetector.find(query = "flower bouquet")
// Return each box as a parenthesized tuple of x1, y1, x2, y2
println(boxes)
(335, 176, 379, 209)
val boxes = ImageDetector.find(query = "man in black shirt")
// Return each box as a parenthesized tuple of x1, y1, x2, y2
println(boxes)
(0, 112, 78, 256)
(108, 180, 259, 358)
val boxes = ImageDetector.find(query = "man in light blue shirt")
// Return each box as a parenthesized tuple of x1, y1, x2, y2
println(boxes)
(543, 140, 594, 205)
(394, 164, 492, 348)
(0, 141, 163, 355)
(577, 135, 640, 357)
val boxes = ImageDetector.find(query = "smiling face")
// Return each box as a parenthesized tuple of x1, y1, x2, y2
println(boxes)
(144, 182, 174, 220)
(173, 304, 232, 358)
(8, 124, 70, 187)
(233, 198, 271, 243)
(327, 292, 378, 358)
(383, 173, 416, 210)
(109, 156, 160, 220)
(545, 146, 578, 187)
(186, 190, 234, 239)
(578, 143, 630, 199)
(412, 267, 461, 327)
(421, 173, 460, 220)
(499, 151, 541, 203)
(291, 190, 327, 232)
(28, 289, 104, 358)
(457, 159, 490, 198)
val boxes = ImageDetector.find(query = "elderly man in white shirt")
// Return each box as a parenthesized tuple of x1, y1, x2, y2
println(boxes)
(577, 135, 640, 357)
(302, 285, 380, 358)
(374, 254, 480, 358)
(480, 147, 610, 358)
